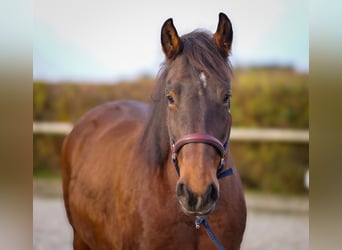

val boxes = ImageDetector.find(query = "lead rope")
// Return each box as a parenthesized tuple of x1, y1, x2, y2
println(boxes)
(195, 216, 226, 250)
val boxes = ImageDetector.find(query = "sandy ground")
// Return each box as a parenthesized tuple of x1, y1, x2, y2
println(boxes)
(33, 180, 308, 250)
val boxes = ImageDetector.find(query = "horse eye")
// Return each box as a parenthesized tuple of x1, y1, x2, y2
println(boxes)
(166, 95, 175, 105)
(223, 94, 230, 104)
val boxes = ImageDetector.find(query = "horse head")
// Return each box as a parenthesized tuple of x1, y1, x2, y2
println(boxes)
(160, 13, 233, 216)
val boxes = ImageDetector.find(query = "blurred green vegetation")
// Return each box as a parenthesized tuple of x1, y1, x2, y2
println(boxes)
(231, 142, 308, 194)
(33, 67, 309, 194)
(232, 67, 308, 128)
(34, 76, 155, 122)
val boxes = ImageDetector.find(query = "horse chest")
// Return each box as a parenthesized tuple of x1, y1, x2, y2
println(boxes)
(139, 214, 232, 250)
(136, 196, 214, 249)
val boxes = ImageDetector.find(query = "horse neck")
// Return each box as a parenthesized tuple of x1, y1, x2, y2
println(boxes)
(138, 147, 178, 193)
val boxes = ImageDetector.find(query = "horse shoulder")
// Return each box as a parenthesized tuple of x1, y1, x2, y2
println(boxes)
(62, 100, 149, 248)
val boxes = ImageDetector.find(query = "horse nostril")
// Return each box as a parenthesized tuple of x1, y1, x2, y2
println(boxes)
(206, 183, 219, 203)
(176, 182, 186, 198)
(176, 182, 197, 209)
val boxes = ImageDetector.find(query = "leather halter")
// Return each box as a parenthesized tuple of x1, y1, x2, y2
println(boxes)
(170, 133, 233, 250)
(170, 133, 232, 178)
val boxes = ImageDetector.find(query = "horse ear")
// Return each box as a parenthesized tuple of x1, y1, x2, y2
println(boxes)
(161, 18, 183, 60)
(213, 13, 233, 58)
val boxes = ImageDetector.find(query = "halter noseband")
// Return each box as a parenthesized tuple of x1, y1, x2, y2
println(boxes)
(170, 133, 233, 179)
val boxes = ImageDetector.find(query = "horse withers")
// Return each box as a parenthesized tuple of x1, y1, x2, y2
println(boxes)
(62, 13, 246, 250)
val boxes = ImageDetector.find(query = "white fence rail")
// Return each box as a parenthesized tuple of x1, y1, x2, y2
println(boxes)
(33, 122, 309, 143)
(33, 122, 73, 135)
(230, 128, 309, 143)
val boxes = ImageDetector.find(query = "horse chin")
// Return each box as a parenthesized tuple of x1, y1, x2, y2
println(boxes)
(179, 202, 216, 217)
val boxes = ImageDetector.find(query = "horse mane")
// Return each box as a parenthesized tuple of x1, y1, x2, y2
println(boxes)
(139, 31, 232, 168)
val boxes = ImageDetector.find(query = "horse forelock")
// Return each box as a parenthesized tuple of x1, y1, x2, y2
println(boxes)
(180, 31, 232, 83)
(139, 31, 232, 168)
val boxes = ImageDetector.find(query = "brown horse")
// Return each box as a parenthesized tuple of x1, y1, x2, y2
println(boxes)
(62, 13, 246, 250)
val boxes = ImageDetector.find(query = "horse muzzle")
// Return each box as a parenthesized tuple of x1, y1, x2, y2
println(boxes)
(176, 181, 219, 216)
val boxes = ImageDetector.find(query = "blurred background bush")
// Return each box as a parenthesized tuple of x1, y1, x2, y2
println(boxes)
(33, 66, 308, 194)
